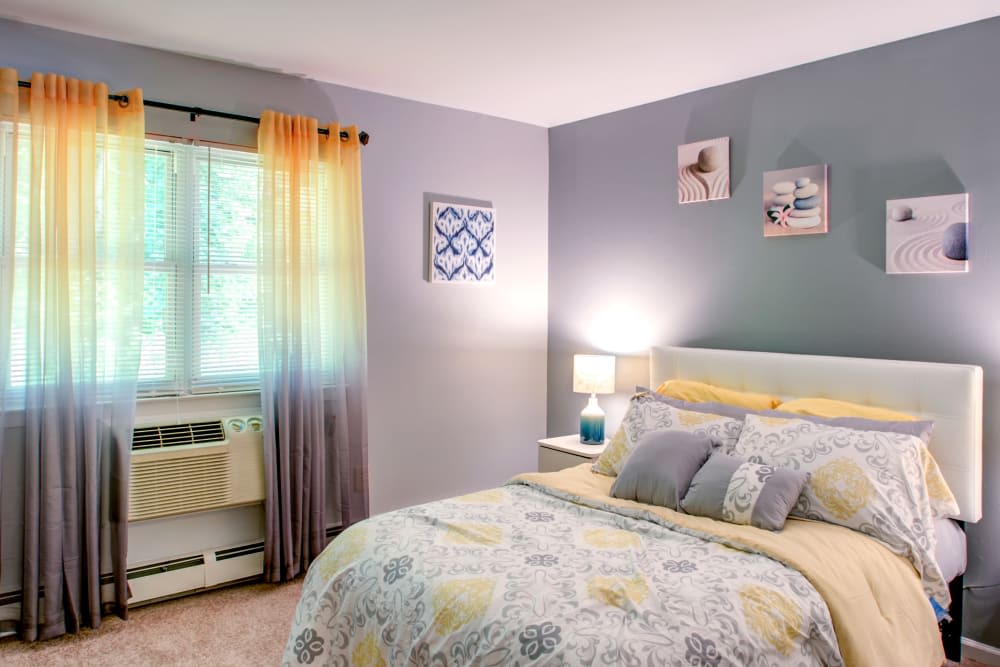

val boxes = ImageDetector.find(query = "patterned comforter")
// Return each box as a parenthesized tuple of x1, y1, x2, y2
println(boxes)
(283, 466, 944, 666)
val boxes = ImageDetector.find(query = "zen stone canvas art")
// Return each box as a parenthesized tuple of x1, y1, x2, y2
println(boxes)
(763, 164, 828, 237)
(678, 137, 730, 204)
(429, 202, 496, 283)
(886, 193, 969, 274)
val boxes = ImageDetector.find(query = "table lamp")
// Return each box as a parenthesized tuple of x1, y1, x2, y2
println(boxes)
(573, 354, 615, 444)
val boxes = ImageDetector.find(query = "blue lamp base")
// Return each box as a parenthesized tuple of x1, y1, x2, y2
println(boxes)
(580, 417, 605, 444)
(579, 394, 605, 444)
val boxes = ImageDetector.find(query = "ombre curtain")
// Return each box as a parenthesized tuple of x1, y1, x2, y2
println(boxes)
(0, 70, 145, 640)
(257, 111, 368, 582)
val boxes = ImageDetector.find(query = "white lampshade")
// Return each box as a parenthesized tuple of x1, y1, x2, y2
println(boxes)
(573, 354, 615, 395)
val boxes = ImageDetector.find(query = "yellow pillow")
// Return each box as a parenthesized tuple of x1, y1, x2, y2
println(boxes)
(778, 397, 916, 422)
(654, 379, 780, 410)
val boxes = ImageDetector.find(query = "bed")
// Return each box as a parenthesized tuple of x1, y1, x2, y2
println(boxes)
(282, 346, 983, 666)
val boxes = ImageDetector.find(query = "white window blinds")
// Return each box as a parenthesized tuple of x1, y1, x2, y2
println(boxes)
(1, 123, 29, 392)
(139, 139, 260, 395)
(2, 136, 262, 398)
(0, 123, 23, 390)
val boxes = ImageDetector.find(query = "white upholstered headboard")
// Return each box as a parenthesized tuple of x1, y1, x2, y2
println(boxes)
(650, 346, 984, 523)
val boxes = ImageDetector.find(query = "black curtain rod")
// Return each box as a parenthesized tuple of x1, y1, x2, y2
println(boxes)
(16, 80, 370, 146)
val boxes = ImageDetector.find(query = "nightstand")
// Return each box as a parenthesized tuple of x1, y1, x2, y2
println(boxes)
(538, 435, 607, 473)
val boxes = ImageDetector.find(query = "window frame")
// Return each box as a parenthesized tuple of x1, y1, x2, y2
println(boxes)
(139, 134, 261, 398)
(137, 138, 187, 396)
(1, 131, 262, 399)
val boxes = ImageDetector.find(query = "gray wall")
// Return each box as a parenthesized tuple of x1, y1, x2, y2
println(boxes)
(0, 18, 549, 520)
(548, 18, 1000, 646)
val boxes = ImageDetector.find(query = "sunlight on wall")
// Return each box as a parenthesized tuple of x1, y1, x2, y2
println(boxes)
(585, 305, 655, 355)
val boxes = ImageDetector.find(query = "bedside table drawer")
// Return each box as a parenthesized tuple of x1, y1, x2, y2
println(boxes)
(538, 446, 591, 473)
(536, 435, 607, 473)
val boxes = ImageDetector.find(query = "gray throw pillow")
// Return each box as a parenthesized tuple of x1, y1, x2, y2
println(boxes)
(680, 452, 808, 531)
(609, 430, 714, 510)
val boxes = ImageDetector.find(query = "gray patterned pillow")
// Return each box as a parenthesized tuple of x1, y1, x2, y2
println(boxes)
(609, 430, 714, 510)
(638, 391, 957, 519)
(680, 453, 808, 531)
(634, 387, 753, 420)
(756, 408, 935, 443)
(733, 414, 948, 608)
(756, 409, 957, 519)
(592, 393, 744, 476)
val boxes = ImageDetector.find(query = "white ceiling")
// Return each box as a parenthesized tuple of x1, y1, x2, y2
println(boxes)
(1, 1, 998, 127)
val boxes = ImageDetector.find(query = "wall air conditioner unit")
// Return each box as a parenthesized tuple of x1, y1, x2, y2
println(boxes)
(129, 416, 265, 522)
(123, 415, 267, 606)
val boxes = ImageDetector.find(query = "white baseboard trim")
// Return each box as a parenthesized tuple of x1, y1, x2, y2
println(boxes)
(964, 637, 1000, 665)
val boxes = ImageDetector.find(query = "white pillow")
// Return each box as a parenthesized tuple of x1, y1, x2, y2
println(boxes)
(934, 518, 967, 584)
(733, 414, 948, 608)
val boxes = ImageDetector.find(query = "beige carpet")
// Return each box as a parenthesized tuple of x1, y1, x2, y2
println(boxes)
(0, 579, 303, 666)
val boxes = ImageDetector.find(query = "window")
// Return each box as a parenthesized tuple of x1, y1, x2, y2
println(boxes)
(1, 134, 261, 397)
(0, 122, 29, 392)
(140, 139, 260, 395)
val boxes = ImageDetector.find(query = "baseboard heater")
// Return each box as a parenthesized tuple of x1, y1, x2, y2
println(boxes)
(124, 543, 264, 606)
(0, 526, 343, 610)
(125, 525, 344, 606)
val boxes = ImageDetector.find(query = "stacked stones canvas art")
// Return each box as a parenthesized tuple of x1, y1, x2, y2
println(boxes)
(885, 193, 969, 274)
(762, 165, 828, 237)
(678, 137, 730, 204)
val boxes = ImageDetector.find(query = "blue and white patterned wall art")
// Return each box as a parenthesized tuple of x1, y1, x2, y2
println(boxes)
(429, 202, 496, 283)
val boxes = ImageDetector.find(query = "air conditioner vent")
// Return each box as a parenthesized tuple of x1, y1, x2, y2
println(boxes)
(130, 452, 231, 520)
(133, 421, 226, 450)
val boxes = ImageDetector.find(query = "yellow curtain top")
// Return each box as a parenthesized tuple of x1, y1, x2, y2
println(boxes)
(0, 67, 18, 119)
(0, 67, 143, 129)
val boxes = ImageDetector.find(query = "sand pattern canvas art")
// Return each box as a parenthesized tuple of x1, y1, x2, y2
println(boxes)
(762, 165, 828, 237)
(678, 137, 730, 203)
(886, 193, 968, 274)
